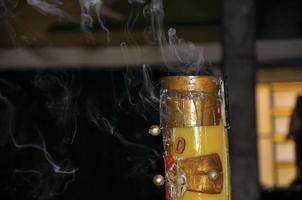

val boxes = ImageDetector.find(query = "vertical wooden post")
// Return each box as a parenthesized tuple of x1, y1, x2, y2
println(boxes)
(223, 1, 260, 200)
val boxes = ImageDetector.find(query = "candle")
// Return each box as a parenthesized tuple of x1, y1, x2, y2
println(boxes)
(160, 76, 231, 200)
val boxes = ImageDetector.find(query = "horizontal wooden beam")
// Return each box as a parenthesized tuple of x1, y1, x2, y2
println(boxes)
(0, 39, 302, 70)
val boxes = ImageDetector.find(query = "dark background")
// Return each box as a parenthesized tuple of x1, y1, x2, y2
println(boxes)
(0, 68, 166, 200)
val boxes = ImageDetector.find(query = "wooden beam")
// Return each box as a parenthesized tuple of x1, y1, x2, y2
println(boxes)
(0, 44, 220, 70)
(1, 39, 302, 69)
(223, 1, 260, 200)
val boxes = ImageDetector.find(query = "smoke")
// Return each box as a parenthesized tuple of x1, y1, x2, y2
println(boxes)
(166, 28, 207, 75)
(25, 0, 111, 39)
(0, 0, 67, 19)
(12, 168, 76, 199)
(0, 0, 218, 199)
(140, 64, 159, 110)
(25, 0, 110, 40)
(85, 98, 162, 185)
(0, 76, 78, 200)
(126, 0, 216, 75)
(2, 0, 210, 75)
(142, 0, 165, 45)
(87, 102, 160, 158)
(0, 0, 112, 41)
(79, 0, 110, 41)
(120, 64, 160, 122)
(33, 72, 79, 145)
(140, 0, 211, 75)
(120, 40, 159, 121)
(0, 66, 165, 199)
(33, 73, 72, 113)
(26, 0, 67, 17)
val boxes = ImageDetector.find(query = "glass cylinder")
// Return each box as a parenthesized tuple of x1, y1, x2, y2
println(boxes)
(160, 76, 231, 200)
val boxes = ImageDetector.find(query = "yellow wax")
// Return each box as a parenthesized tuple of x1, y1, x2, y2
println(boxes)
(169, 123, 231, 200)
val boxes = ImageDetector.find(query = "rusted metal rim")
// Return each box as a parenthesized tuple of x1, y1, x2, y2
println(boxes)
(161, 75, 218, 93)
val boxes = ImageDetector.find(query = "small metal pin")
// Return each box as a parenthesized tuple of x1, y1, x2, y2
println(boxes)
(153, 174, 165, 187)
(148, 125, 161, 136)
(208, 170, 219, 181)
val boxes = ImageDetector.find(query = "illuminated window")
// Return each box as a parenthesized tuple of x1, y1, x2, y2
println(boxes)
(256, 82, 302, 187)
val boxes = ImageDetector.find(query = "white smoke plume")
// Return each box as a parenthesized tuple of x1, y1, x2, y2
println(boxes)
(139, 0, 209, 75)
(166, 28, 206, 74)
(79, 0, 110, 41)
(1, 0, 111, 41)
(26, 0, 67, 17)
